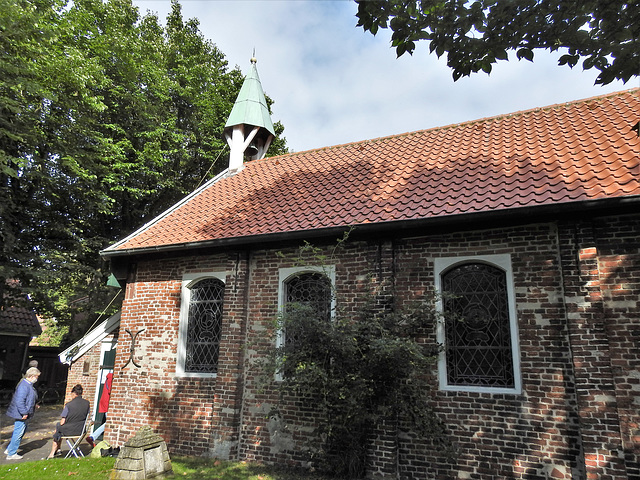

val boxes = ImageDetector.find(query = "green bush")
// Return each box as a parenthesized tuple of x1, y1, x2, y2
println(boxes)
(261, 240, 452, 477)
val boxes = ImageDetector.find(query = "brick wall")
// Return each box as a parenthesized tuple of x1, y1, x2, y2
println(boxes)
(105, 255, 226, 454)
(367, 223, 582, 479)
(66, 331, 118, 431)
(104, 213, 640, 479)
(66, 341, 101, 408)
(561, 214, 640, 480)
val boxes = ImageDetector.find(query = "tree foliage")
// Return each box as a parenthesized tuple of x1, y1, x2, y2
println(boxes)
(355, 0, 640, 85)
(0, 0, 287, 344)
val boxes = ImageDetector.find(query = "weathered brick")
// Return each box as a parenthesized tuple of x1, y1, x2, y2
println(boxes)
(62, 215, 640, 479)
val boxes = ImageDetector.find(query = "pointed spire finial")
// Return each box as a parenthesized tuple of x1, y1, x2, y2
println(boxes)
(224, 53, 275, 171)
(251, 48, 257, 64)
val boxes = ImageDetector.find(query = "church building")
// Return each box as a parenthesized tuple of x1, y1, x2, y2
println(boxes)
(94, 58, 640, 479)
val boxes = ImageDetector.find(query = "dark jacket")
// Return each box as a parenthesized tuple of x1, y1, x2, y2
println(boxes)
(5, 378, 38, 420)
(56, 396, 90, 437)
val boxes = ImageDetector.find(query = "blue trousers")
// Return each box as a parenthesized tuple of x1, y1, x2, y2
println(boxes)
(7, 419, 28, 455)
(91, 419, 106, 440)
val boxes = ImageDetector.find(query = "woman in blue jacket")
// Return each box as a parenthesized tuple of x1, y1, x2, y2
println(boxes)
(4, 367, 40, 460)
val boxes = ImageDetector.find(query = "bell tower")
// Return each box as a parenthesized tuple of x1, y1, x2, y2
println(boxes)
(223, 56, 275, 172)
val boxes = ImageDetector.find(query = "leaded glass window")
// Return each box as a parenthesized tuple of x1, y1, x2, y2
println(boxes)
(284, 272, 332, 344)
(185, 278, 224, 374)
(442, 263, 514, 388)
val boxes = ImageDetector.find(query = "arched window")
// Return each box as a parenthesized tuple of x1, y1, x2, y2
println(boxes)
(285, 272, 332, 318)
(178, 275, 225, 376)
(276, 266, 335, 350)
(435, 255, 520, 393)
(442, 263, 514, 388)
(283, 272, 333, 345)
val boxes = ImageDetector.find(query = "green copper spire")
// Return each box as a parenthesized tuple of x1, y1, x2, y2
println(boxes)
(224, 57, 275, 137)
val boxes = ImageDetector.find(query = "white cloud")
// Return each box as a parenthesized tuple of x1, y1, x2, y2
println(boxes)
(133, 0, 635, 153)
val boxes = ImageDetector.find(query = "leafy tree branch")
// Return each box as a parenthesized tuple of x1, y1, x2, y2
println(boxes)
(1, 0, 288, 345)
(355, 0, 639, 85)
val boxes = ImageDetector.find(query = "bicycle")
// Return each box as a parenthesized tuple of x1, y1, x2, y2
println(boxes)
(37, 381, 66, 405)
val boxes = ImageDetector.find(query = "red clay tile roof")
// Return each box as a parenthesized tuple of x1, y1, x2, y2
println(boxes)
(104, 89, 640, 255)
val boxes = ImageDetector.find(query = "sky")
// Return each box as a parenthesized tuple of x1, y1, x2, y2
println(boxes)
(133, 0, 637, 154)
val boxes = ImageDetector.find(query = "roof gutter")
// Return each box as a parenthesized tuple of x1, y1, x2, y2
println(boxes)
(101, 195, 640, 261)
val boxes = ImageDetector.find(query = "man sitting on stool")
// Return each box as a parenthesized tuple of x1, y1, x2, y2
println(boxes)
(47, 384, 90, 459)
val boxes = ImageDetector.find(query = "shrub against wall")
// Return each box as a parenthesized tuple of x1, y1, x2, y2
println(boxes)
(257, 241, 453, 477)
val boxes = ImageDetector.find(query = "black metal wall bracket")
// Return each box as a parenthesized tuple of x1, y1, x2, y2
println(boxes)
(121, 328, 145, 369)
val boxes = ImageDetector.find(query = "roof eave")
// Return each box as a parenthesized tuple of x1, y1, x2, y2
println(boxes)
(58, 311, 121, 365)
(101, 196, 640, 261)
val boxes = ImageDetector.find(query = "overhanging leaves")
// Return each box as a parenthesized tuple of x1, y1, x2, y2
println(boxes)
(355, 0, 640, 85)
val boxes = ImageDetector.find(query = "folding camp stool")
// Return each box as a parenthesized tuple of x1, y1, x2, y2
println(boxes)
(61, 413, 93, 458)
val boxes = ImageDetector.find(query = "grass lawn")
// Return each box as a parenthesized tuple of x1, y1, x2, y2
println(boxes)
(0, 456, 343, 480)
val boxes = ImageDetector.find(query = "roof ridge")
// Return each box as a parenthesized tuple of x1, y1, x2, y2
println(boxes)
(266, 88, 640, 161)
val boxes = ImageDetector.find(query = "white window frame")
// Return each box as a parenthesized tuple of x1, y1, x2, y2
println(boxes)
(434, 254, 521, 394)
(276, 265, 336, 349)
(90, 336, 117, 436)
(176, 271, 226, 378)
